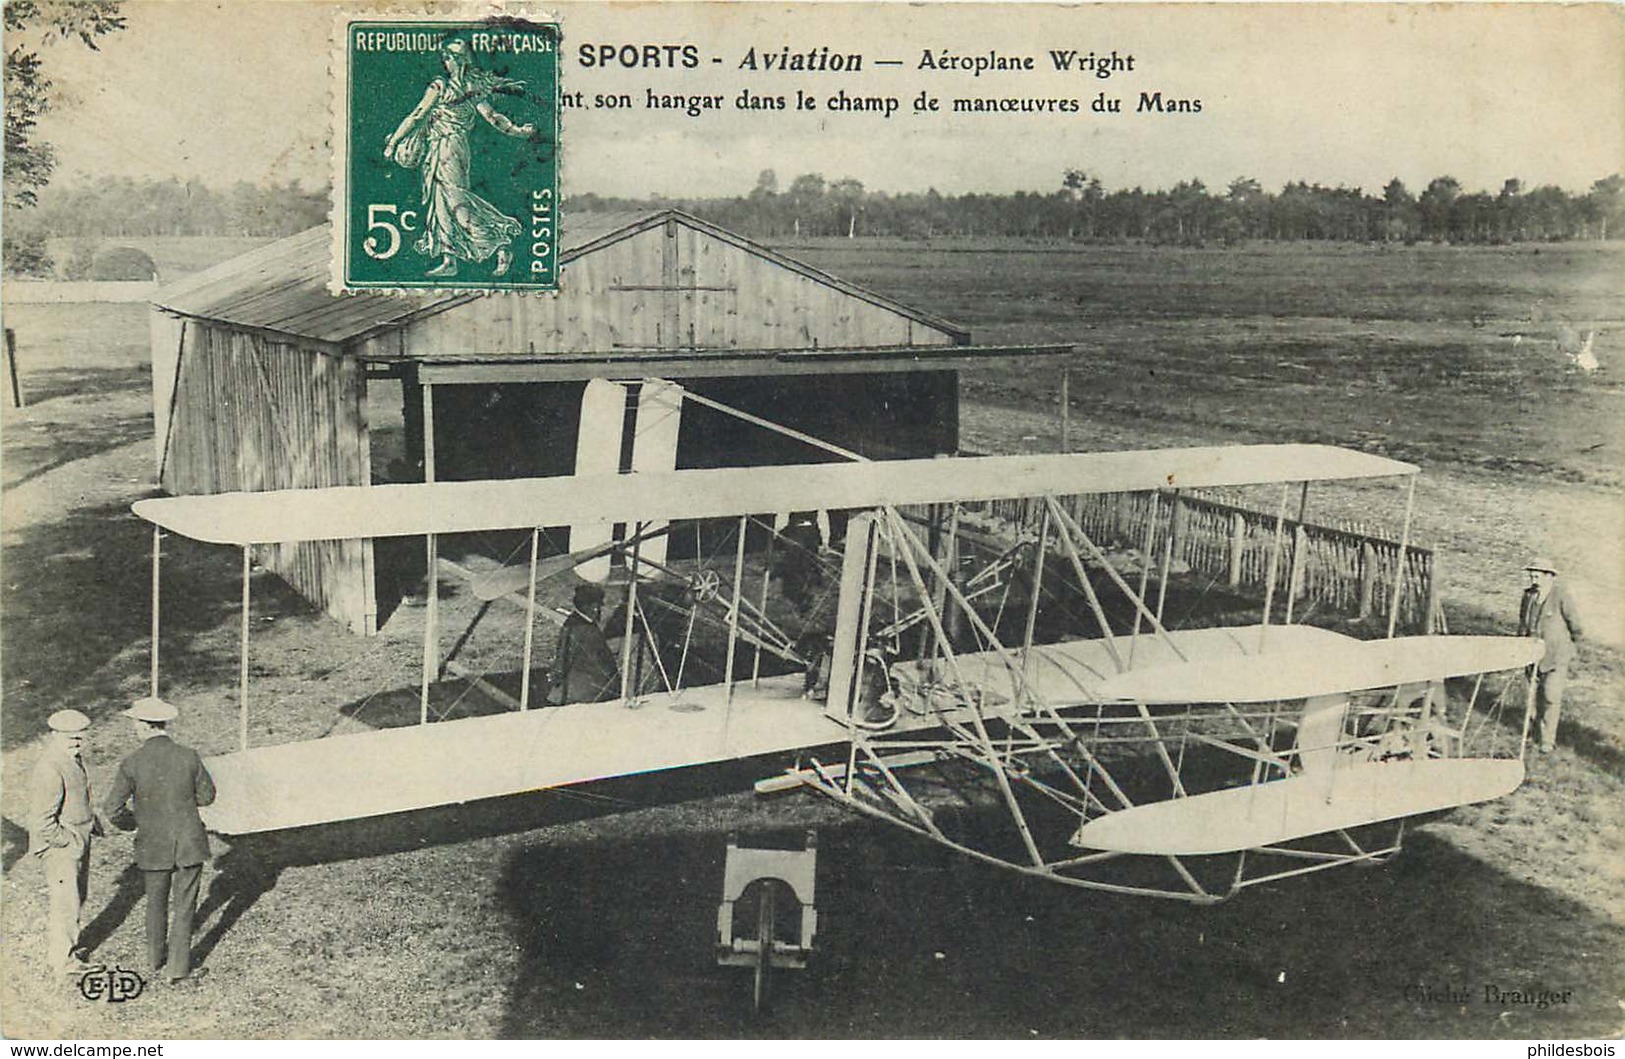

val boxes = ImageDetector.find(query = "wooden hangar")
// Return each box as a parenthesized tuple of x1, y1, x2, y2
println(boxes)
(147, 208, 1070, 632)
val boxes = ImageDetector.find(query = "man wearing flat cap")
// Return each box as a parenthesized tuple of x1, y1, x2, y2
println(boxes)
(1518, 558, 1584, 753)
(29, 708, 101, 977)
(100, 697, 216, 983)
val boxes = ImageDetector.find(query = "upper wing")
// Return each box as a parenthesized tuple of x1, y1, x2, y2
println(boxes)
(133, 444, 1415, 546)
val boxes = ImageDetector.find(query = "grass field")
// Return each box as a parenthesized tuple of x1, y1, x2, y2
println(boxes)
(1, 239, 1621, 1040)
(781, 240, 1625, 488)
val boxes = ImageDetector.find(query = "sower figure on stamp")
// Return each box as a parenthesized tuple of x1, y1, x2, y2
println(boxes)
(384, 37, 535, 278)
(1517, 557, 1584, 753)
(100, 697, 216, 984)
(29, 709, 102, 978)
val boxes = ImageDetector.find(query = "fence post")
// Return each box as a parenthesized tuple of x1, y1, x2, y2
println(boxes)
(1168, 493, 1186, 563)
(1286, 524, 1307, 621)
(1059, 366, 1070, 452)
(1424, 552, 1442, 634)
(4, 328, 22, 409)
(1358, 540, 1376, 619)
(1228, 511, 1245, 588)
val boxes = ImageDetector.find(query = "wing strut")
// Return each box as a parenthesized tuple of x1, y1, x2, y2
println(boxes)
(1387, 475, 1418, 638)
(1284, 481, 1311, 624)
(239, 546, 251, 750)
(1259, 482, 1291, 652)
(883, 508, 1110, 810)
(1128, 492, 1159, 666)
(519, 528, 541, 710)
(1045, 496, 1190, 665)
(1046, 502, 1125, 671)
(149, 526, 162, 700)
(420, 380, 438, 726)
(619, 523, 643, 701)
(1019, 505, 1049, 689)
(880, 507, 1048, 868)
(724, 514, 749, 705)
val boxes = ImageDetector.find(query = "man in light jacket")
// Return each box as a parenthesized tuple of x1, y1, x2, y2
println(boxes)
(30, 709, 100, 977)
(1518, 558, 1584, 753)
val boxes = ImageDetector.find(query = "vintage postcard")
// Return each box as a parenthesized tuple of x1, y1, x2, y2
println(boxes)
(1, 0, 1621, 1045)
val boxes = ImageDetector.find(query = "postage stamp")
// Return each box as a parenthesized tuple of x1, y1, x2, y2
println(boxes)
(333, 12, 560, 293)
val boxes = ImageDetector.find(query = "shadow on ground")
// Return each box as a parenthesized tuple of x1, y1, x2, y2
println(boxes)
(178, 755, 817, 973)
(15, 365, 153, 414)
(0, 503, 248, 751)
(492, 817, 1625, 1038)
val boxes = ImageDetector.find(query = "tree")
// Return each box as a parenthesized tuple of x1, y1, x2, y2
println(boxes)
(1587, 174, 1624, 240)
(1225, 176, 1266, 240)
(1419, 176, 1462, 242)
(829, 177, 864, 238)
(1495, 178, 1525, 242)
(1062, 168, 1105, 239)
(4, 1, 125, 209)
(1523, 184, 1574, 241)
(785, 173, 828, 236)
(1, 217, 53, 276)
(1381, 178, 1417, 242)
(1165, 178, 1213, 245)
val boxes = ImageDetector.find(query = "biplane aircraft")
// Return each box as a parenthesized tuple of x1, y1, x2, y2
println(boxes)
(131, 389, 1542, 905)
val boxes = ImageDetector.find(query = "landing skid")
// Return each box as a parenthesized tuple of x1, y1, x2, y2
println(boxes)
(716, 831, 818, 1013)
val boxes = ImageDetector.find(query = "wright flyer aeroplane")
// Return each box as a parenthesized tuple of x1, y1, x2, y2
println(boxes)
(132, 418, 1543, 903)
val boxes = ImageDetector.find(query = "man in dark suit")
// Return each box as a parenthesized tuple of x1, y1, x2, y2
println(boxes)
(1518, 558, 1584, 753)
(100, 697, 216, 983)
(548, 583, 620, 704)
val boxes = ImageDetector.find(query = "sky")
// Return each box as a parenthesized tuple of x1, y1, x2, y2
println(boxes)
(26, 1, 1625, 200)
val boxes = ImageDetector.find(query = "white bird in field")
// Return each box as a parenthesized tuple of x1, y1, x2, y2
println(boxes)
(1574, 331, 1599, 373)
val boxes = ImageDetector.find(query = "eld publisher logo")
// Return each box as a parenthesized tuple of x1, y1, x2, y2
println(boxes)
(78, 965, 145, 1003)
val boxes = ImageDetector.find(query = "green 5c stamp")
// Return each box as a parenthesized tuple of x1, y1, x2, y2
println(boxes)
(335, 15, 559, 292)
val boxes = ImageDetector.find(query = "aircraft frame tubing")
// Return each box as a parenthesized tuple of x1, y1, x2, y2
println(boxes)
(811, 731, 1221, 901)
(803, 747, 1412, 904)
(800, 761, 1224, 904)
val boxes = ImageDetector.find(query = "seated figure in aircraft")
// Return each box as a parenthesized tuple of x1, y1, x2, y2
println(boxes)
(790, 573, 837, 701)
(853, 640, 902, 729)
(771, 513, 837, 699)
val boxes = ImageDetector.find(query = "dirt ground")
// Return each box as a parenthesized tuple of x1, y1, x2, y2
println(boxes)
(1, 271, 1622, 1039)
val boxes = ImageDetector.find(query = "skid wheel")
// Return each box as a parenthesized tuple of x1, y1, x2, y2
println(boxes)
(752, 883, 777, 1013)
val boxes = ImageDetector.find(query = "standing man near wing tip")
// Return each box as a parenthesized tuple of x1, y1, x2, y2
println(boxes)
(100, 697, 216, 984)
(30, 708, 102, 978)
(1517, 557, 1584, 754)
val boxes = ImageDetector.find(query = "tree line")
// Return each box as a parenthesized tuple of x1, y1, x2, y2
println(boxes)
(6, 168, 1622, 277)
(580, 169, 1625, 245)
(18, 177, 331, 239)
(4, 179, 331, 276)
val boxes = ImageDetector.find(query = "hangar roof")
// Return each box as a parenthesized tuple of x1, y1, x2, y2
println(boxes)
(152, 209, 971, 347)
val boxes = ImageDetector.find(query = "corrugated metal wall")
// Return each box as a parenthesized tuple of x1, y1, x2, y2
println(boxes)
(163, 322, 377, 633)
